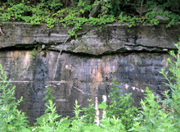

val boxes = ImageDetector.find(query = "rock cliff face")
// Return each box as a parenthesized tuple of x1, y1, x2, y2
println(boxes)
(0, 22, 179, 123)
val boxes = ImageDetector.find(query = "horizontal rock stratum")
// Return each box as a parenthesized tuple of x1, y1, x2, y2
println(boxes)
(0, 22, 179, 55)
(0, 22, 179, 124)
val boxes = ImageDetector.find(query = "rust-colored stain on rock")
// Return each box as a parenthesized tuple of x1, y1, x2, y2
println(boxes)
(92, 64, 103, 82)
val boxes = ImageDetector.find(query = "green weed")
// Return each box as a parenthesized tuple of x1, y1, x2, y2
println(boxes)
(0, 0, 179, 36)
(0, 64, 29, 132)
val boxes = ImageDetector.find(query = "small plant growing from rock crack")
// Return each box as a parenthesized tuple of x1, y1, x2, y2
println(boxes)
(30, 47, 42, 59)
(30, 48, 37, 59)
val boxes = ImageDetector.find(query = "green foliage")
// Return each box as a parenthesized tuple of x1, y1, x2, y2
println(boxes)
(108, 0, 131, 16)
(99, 78, 139, 130)
(73, 100, 82, 120)
(144, 9, 180, 27)
(78, 0, 92, 14)
(111, 70, 115, 73)
(30, 48, 37, 59)
(129, 87, 177, 132)
(70, 99, 127, 132)
(33, 87, 126, 131)
(70, 100, 86, 131)
(1, 3, 31, 21)
(0, 0, 179, 36)
(0, 64, 29, 132)
(130, 41, 180, 132)
(43, 85, 55, 103)
(30, 47, 42, 59)
(160, 42, 180, 121)
(99, 0, 111, 14)
(118, 12, 142, 27)
(82, 99, 96, 124)
(100, 116, 126, 132)
(33, 85, 70, 132)
(34, 100, 61, 132)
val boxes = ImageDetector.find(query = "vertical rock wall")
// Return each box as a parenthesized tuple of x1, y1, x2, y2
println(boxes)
(0, 50, 170, 123)
(0, 22, 179, 124)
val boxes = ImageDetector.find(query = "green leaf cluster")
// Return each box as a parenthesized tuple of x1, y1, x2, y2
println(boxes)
(130, 41, 180, 132)
(98, 78, 139, 130)
(0, 64, 29, 132)
(31, 84, 127, 132)
(0, 0, 179, 36)
(82, 99, 96, 124)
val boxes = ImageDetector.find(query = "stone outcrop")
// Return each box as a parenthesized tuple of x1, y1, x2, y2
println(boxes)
(89, 1, 101, 17)
(0, 22, 179, 123)
(0, 22, 179, 54)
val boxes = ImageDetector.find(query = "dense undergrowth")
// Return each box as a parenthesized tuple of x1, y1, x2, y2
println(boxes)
(1, 41, 180, 131)
(0, 0, 180, 36)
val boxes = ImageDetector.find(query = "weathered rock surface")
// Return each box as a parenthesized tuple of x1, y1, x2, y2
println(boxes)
(0, 22, 180, 55)
(89, 1, 101, 17)
(0, 50, 170, 123)
(155, 15, 169, 24)
(0, 22, 179, 124)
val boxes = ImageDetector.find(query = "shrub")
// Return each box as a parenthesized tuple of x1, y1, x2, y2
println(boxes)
(129, 87, 177, 132)
(82, 99, 96, 124)
(0, 64, 29, 132)
(130, 41, 180, 132)
(99, 78, 139, 130)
